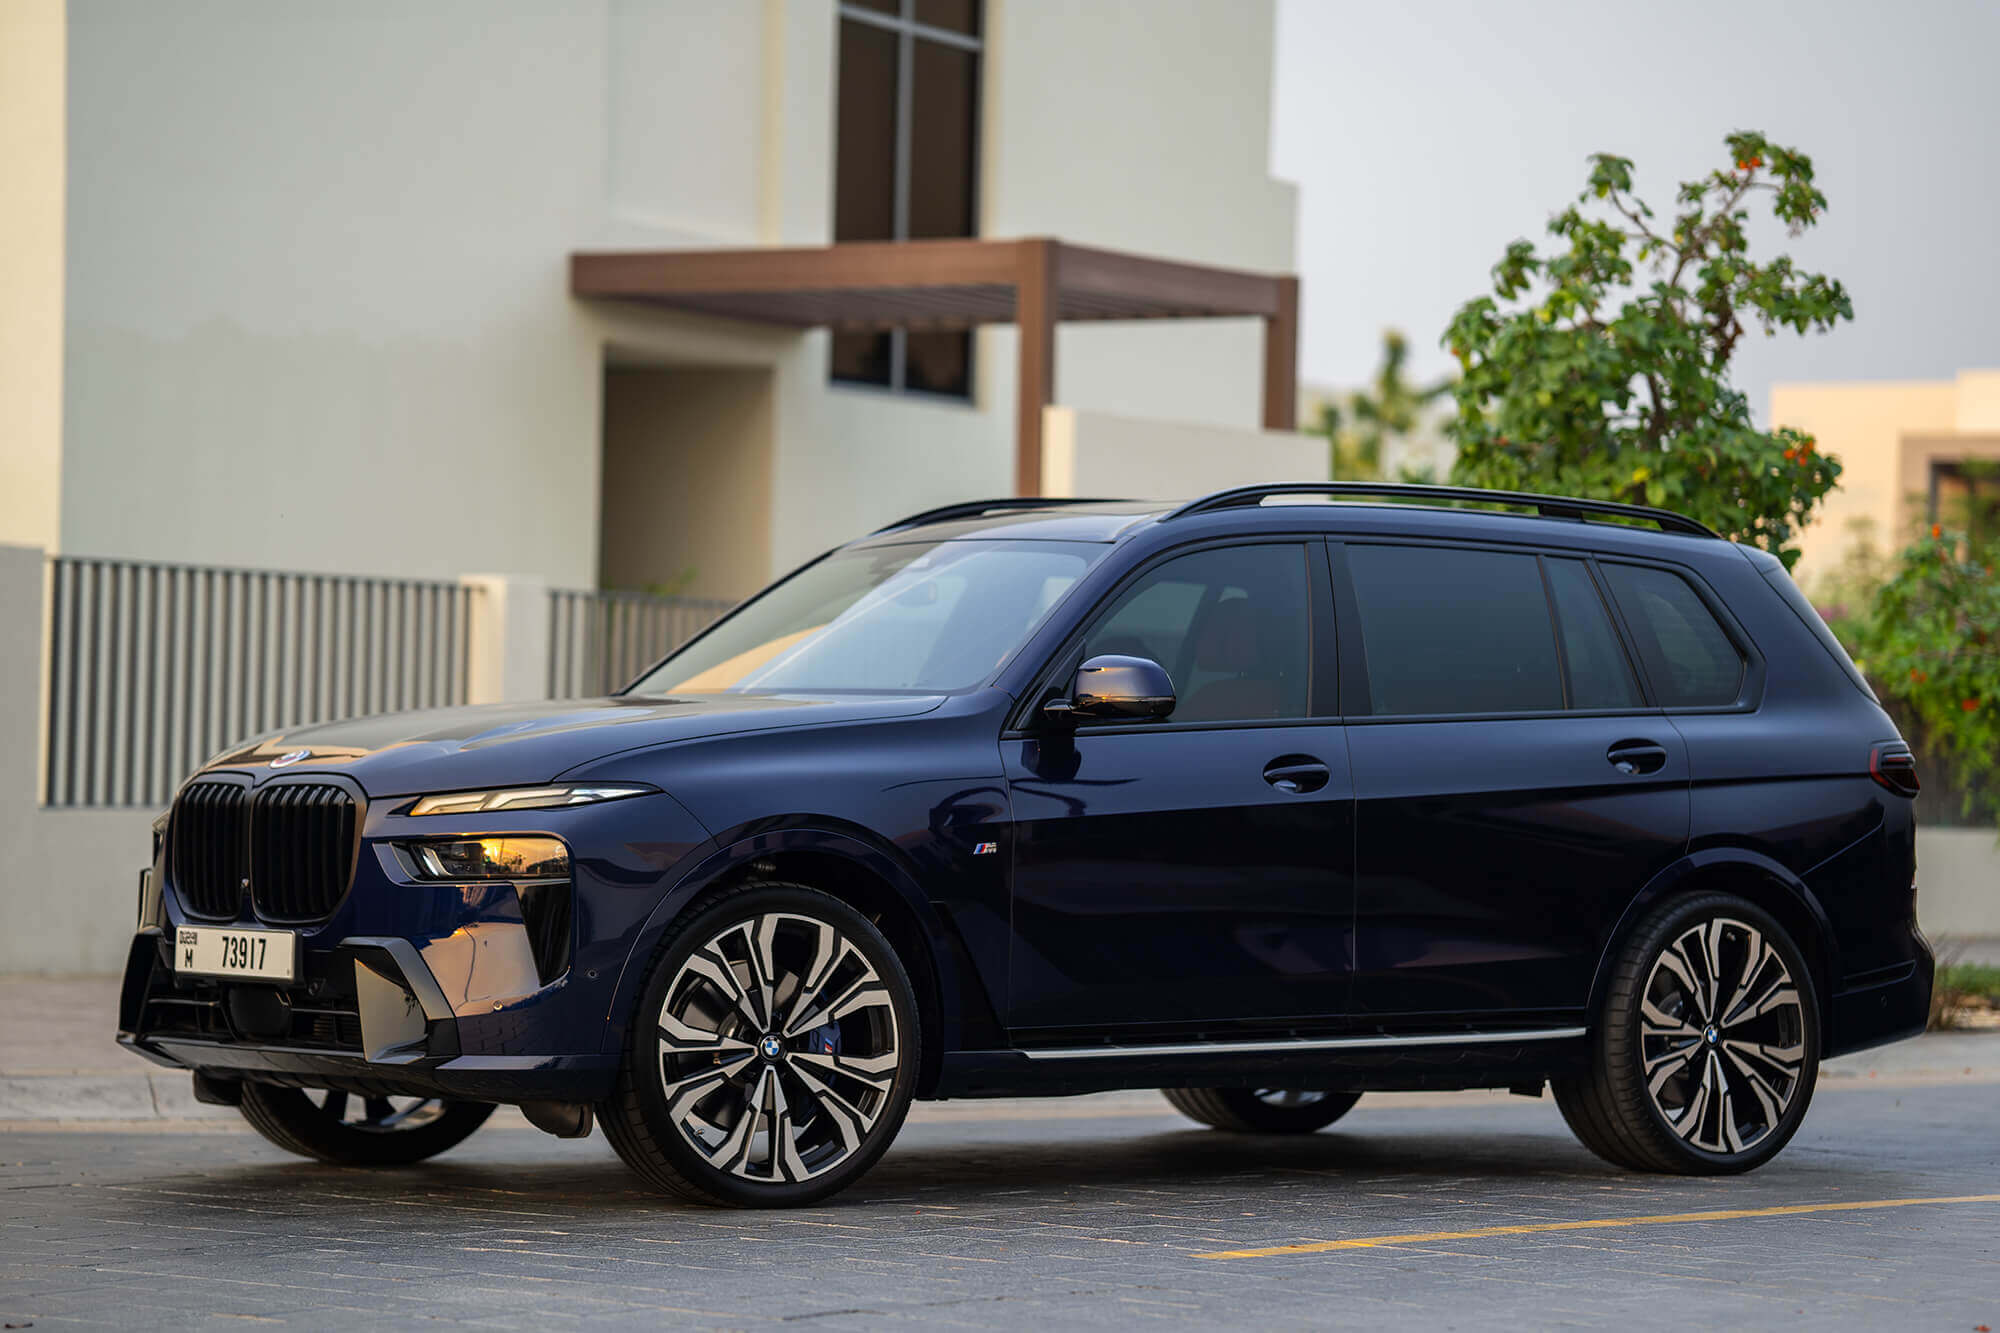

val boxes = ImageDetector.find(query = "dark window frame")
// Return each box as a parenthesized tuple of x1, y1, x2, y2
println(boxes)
(832, 1, 982, 400)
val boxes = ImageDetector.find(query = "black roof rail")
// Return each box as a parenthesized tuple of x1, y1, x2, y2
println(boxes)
(1162, 482, 1720, 538)
(870, 497, 1124, 535)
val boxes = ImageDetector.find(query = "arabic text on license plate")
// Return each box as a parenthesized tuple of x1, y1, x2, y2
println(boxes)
(174, 926, 297, 982)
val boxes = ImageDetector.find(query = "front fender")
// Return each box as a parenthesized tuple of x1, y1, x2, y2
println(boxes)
(598, 819, 978, 1090)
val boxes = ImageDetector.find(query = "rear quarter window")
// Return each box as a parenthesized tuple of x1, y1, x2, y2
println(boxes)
(1602, 564, 1745, 707)
(1757, 563, 1878, 701)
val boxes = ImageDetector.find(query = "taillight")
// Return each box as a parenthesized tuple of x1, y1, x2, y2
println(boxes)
(1870, 742, 1920, 797)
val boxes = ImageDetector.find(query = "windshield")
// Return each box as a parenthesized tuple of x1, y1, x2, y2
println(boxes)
(628, 539, 1105, 695)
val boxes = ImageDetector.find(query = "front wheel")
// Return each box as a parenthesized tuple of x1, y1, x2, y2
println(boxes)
(1554, 892, 1820, 1174)
(1163, 1087, 1362, 1133)
(600, 882, 921, 1207)
(237, 1084, 495, 1165)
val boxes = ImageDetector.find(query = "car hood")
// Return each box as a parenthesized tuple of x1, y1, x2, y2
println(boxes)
(205, 693, 947, 797)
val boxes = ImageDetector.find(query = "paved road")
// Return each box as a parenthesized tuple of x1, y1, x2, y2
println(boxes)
(5, 1075, 1997, 1330)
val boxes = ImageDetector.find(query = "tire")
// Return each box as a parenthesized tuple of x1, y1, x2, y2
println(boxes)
(599, 881, 921, 1207)
(1163, 1086, 1362, 1134)
(237, 1084, 495, 1166)
(1554, 892, 1820, 1175)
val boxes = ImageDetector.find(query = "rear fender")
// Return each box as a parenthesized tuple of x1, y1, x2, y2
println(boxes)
(1586, 848, 1840, 1035)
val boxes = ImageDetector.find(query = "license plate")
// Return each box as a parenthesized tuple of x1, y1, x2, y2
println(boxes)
(174, 926, 298, 982)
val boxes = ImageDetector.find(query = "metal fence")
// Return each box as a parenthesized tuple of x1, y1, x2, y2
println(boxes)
(44, 556, 477, 808)
(547, 589, 734, 698)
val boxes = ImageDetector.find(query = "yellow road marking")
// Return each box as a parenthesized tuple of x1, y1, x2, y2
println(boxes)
(1195, 1193, 2000, 1260)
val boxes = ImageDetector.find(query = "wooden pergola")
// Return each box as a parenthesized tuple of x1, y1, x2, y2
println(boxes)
(570, 237, 1298, 495)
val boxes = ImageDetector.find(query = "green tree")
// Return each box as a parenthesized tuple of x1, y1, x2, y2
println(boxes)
(1444, 131, 1853, 568)
(1839, 525, 2000, 828)
(1311, 330, 1453, 481)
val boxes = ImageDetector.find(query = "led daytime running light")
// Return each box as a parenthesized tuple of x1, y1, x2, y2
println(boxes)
(408, 783, 654, 816)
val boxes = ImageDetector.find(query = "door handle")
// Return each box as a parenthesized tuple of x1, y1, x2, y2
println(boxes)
(1263, 755, 1331, 794)
(1607, 740, 1669, 776)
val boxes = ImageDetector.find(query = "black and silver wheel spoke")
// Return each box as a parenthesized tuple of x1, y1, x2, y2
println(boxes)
(310, 1087, 447, 1134)
(1642, 916, 1805, 1156)
(656, 911, 899, 1184)
(1252, 1089, 1328, 1109)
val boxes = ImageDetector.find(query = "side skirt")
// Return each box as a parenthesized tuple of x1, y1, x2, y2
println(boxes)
(931, 1028, 1591, 1099)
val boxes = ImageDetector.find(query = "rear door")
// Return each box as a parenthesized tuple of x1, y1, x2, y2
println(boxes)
(1335, 541, 1691, 1020)
(1003, 539, 1354, 1038)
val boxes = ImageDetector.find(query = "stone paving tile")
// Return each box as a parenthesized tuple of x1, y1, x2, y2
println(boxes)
(3, 1085, 1997, 1329)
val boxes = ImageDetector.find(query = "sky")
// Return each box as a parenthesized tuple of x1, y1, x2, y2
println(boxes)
(1270, 0, 2000, 423)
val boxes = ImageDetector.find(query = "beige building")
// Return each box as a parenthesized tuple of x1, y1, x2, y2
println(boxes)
(1773, 369, 2000, 585)
(0, 0, 1327, 972)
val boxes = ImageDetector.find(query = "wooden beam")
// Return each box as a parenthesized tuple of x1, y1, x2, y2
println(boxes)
(571, 238, 1021, 298)
(1014, 239, 1058, 496)
(1055, 241, 1286, 319)
(1261, 275, 1299, 432)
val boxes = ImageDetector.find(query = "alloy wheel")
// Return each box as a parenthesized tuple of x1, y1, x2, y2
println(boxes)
(309, 1089, 449, 1133)
(1640, 916, 1807, 1154)
(654, 911, 901, 1184)
(1252, 1089, 1328, 1108)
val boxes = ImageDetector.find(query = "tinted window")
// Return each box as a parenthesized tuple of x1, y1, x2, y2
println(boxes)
(1082, 544, 1312, 723)
(1545, 559, 1642, 709)
(1603, 564, 1744, 707)
(1347, 545, 1561, 716)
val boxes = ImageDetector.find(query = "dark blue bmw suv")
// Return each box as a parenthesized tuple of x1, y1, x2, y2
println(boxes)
(118, 483, 1932, 1206)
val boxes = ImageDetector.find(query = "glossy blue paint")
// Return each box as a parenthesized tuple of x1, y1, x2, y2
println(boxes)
(117, 494, 1931, 1112)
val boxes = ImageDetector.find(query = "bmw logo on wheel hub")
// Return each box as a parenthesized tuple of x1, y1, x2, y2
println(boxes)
(759, 1034, 785, 1062)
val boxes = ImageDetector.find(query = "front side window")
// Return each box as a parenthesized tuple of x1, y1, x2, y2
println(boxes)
(1079, 544, 1313, 724)
(630, 539, 1097, 695)
(831, 1, 981, 397)
(1602, 564, 1745, 707)
(1347, 544, 1562, 716)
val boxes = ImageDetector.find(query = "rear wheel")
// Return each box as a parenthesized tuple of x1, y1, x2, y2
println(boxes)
(237, 1084, 495, 1165)
(600, 882, 921, 1207)
(1554, 892, 1819, 1174)
(1163, 1086, 1362, 1134)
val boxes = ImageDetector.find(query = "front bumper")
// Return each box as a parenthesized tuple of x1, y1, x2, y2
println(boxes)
(118, 929, 620, 1102)
(119, 780, 718, 1104)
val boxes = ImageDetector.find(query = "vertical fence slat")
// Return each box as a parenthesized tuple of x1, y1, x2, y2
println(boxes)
(540, 588, 731, 700)
(39, 555, 480, 808)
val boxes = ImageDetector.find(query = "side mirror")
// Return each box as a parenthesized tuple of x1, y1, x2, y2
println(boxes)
(1043, 655, 1176, 724)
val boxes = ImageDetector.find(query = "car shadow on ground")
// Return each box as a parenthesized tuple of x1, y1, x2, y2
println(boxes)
(93, 1121, 1701, 1219)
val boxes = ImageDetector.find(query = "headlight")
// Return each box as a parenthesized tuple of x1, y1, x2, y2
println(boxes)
(404, 836, 570, 881)
(406, 783, 654, 816)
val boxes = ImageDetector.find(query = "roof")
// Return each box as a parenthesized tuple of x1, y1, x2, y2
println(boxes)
(570, 238, 1293, 331)
(858, 484, 1724, 551)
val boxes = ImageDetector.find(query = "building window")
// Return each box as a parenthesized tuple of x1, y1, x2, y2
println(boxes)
(1928, 460, 2000, 551)
(831, 0, 981, 399)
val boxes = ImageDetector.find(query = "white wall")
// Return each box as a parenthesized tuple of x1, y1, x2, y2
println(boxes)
(985, 0, 1296, 430)
(1042, 406, 1327, 501)
(63, 0, 619, 585)
(60, 0, 1302, 588)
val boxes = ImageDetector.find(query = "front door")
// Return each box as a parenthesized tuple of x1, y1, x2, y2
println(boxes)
(1004, 540, 1354, 1038)
(1335, 542, 1692, 1020)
